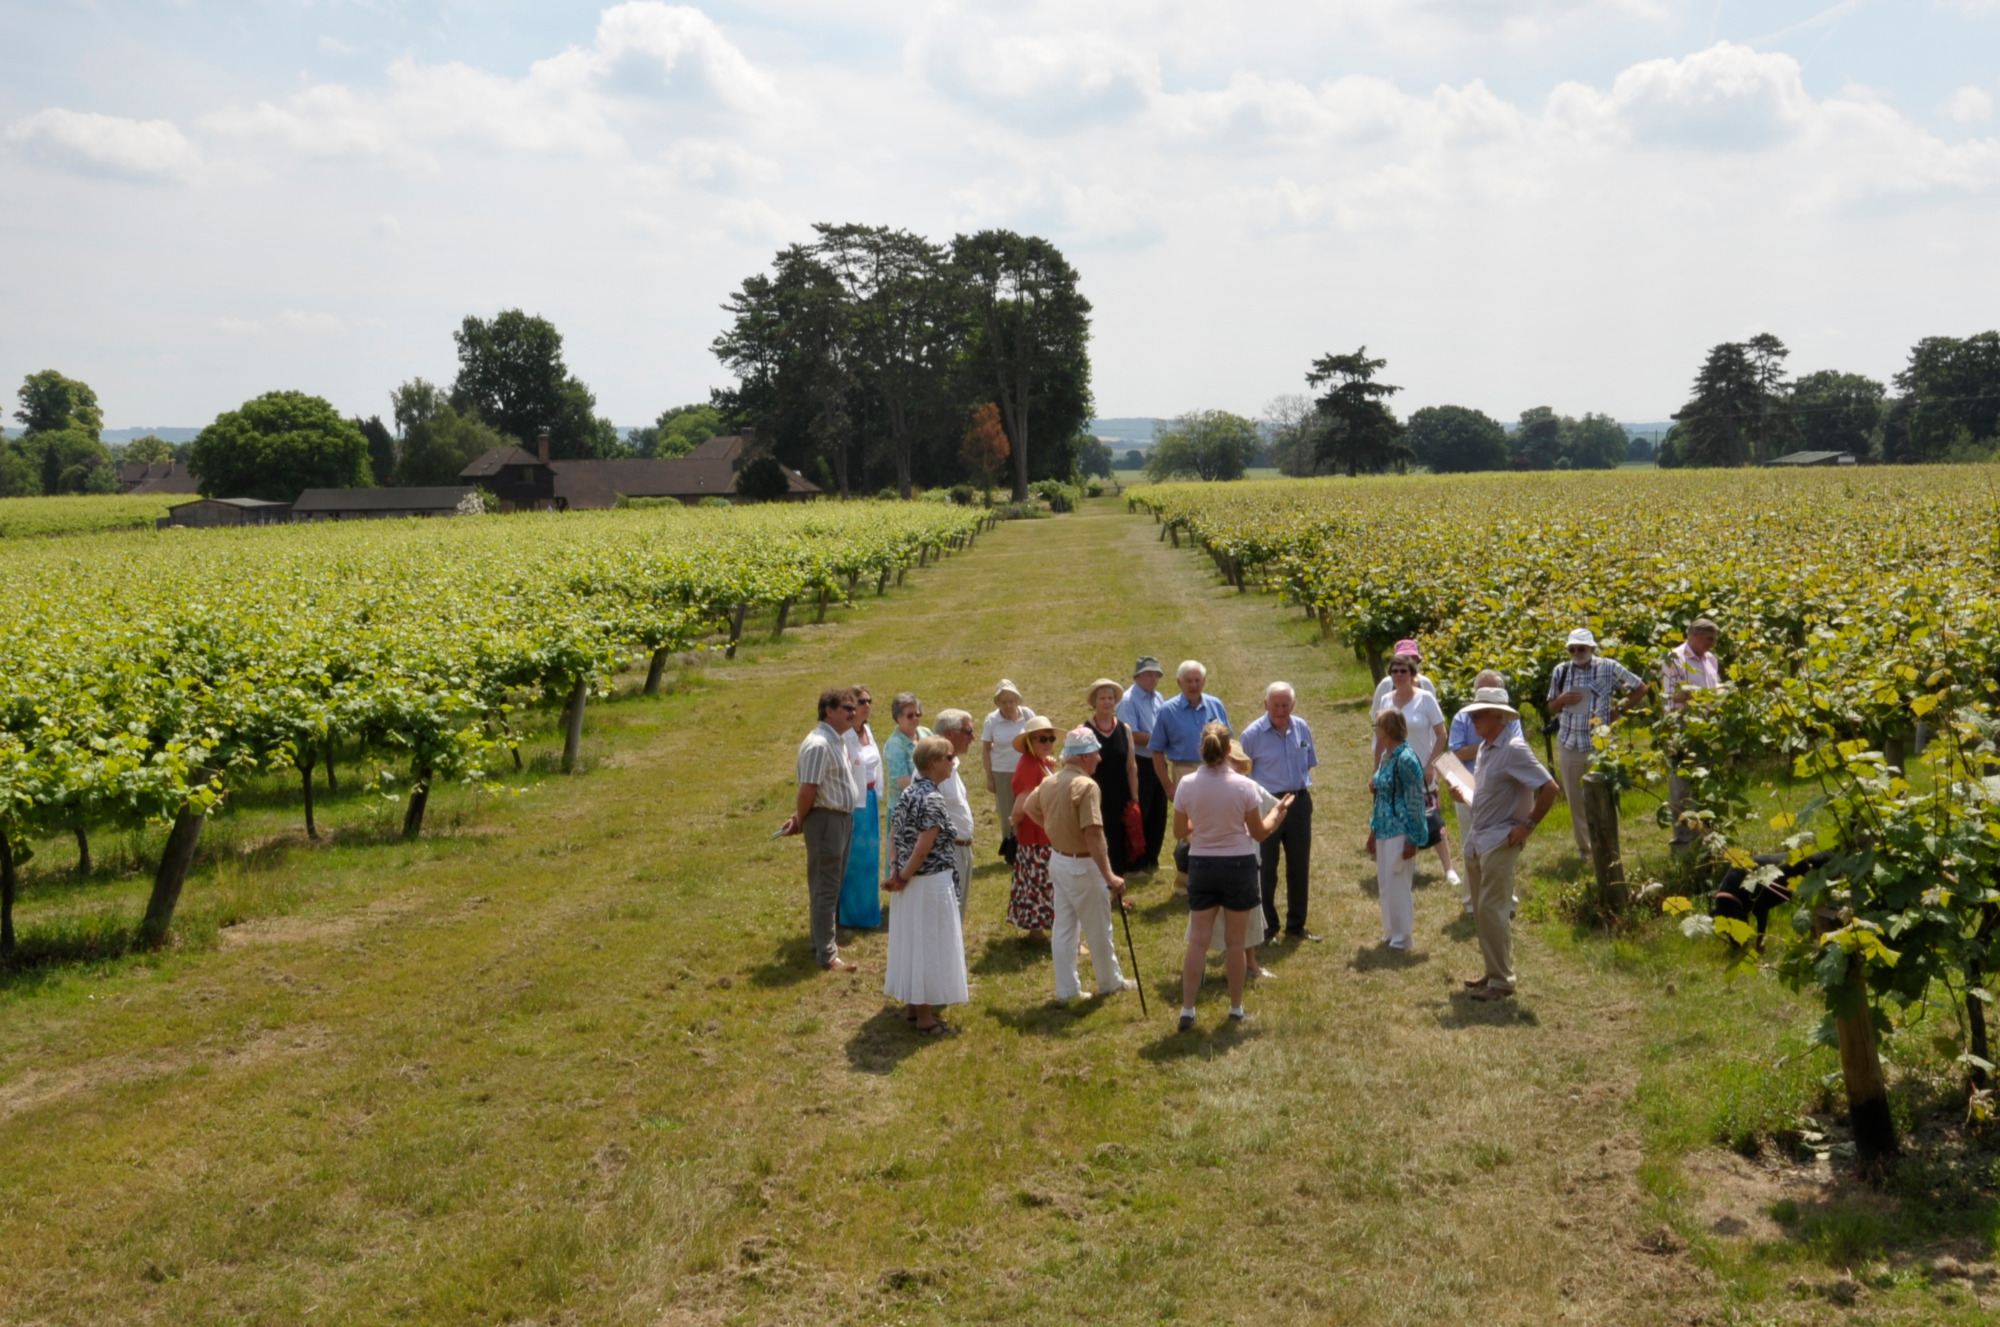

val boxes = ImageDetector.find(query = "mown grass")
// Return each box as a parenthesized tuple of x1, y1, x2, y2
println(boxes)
(0, 496, 1993, 1325)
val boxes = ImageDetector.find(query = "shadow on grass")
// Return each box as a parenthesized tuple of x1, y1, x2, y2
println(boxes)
(1437, 912, 1477, 942)
(845, 1004, 958, 1074)
(1349, 944, 1429, 972)
(0, 915, 148, 993)
(747, 941, 821, 988)
(1138, 1017, 1264, 1062)
(984, 992, 1123, 1036)
(1428, 992, 1541, 1029)
(971, 934, 1046, 976)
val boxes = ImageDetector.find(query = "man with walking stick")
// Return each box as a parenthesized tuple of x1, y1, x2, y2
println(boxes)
(1014, 726, 1131, 1004)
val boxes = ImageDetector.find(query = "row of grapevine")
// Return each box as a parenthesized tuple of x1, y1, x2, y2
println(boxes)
(1134, 468, 2000, 1157)
(0, 501, 989, 952)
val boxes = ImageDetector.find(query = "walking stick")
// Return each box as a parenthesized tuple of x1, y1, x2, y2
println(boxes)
(1118, 899, 1149, 1016)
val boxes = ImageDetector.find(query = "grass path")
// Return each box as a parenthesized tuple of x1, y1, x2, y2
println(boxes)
(0, 500, 1900, 1324)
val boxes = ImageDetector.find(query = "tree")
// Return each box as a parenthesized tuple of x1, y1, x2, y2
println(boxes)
(391, 377, 448, 438)
(449, 309, 618, 459)
(1561, 413, 1628, 470)
(0, 446, 34, 497)
(1406, 404, 1509, 473)
(1672, 334, 1794, 467)
(1626, 434, 1657, 464)
(816, 224, 964, 498)
(1265, 393, 1324, 477)
(353, 415, 396, 485)
(961, 401, 1010, 495)
(1789, 370, 1885, 458)
(645, 402, 725, 458)
(1512, 406, 1564, 469)
(1894, 332, 2000, 461)
(735, 454, 791, 502)
(394, 403, 510, 486)
(120, 435, 176, 465)
(1306, 348, 1407, 476)
(16, 427, 112, 494)
(189, 391, 372, 500)
(15, 370, 102, 438)
(1147, 409, 1260, 482)
(951, 230, 1093, 502)
(1119, 448, 1145, 471)
(1075, 436, 1113, 479)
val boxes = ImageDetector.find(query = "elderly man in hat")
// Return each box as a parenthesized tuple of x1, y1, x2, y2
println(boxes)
(1117, 654, 1170, 870)
(1546, 628, 1647, 858)
(1451, 686, 1558, 1001)
(1151, 660, 1231, 891)
(1661, 617, 1723, 853)
(1014, 726, 1129, 1002)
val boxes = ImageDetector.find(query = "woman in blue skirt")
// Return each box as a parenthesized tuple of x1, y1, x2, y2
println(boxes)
(838, 686, 885, 930)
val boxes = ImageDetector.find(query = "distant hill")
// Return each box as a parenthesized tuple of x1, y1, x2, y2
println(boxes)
(103, 427, 202, 444)
(1088, 417, 1164, 446)
(1620, 420, 1674, 441)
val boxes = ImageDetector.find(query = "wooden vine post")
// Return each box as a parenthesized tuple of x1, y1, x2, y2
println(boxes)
(644, 647, 670, 695)
(137, 767, 219, 949)
(1580, 773, 1627, 915)
(561, 677, 589, 774)
(725, 602, 749, 659)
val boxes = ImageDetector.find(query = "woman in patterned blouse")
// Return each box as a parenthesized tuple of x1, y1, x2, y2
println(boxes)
(885, 735, 972, 1034)
(1366, 708, 1431, 951)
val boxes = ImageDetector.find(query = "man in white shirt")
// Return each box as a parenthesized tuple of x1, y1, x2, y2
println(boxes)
(932, 708, 978, 916)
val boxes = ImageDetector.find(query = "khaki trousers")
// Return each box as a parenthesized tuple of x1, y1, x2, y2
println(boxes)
(1557, 746, 1593, 858)
(1049, 852, 1124, 1000)
(1465, 841, 1523, 991)
(992, 772, 1017, 841)
(1167, 760, 1200, 889)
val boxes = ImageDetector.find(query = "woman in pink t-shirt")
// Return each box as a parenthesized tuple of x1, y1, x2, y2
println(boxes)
(1172, 721, 1294, 1031)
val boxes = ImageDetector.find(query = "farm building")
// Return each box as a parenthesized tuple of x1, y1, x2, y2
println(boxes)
(118, 461, 202, 495)
(157, 497, 293, 529)
(1767, 450, 1859, 467)
(459, 433, 820, 511)
(292, 487, 477, 521)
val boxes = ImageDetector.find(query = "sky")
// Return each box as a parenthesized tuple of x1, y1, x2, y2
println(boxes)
(2, 0, 1997, 431)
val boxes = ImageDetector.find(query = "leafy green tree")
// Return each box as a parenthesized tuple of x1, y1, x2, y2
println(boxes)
(392, 378, 449, 438)
(120, 435, 176, 465)
(449, 309, 618, 459)
(1406, 404, 1508, 473)
(353, 415, 397, 485)
(17, 428, 111, 494)
(0, 445, 33, 497)
(189, 391, 371, 500)
(714, 245, 861, 494)
(1306, 347, 1406, 476)
(1119, 448, 1144, 471)
(1076, 436, 1113, 478)
(15, 370, 102, 438)
(734, 454, 791, 502)
(1894, 332, 2000, 461)
(1511, 406, 1563, 469)
(1626, 434, 1657, 464)
(649, 403, 725, 458)
(1264, 393, 1323, 476)
(1672, 334, 1794, 466)
(951, 230, 1093, 502)
(394, 403, 509, 486)
(1561, 412, 1628, 470)
(1789, 370, 1884, 458)
(1147, 409, 1260, 481)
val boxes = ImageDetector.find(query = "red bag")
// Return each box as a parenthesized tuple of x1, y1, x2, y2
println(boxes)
(1122, 801, 1145, 860)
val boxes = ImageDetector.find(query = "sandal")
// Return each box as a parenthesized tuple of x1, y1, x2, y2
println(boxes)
(913, 1019, 952, 1036)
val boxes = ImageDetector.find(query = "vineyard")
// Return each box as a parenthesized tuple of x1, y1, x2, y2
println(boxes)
(1136, 468, 2000, 1153)
(0, 493, 181, 539)
(0, 500, 987, 955)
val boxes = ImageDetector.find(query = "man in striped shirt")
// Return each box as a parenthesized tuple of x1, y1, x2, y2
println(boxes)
(781, 687, 864, 972)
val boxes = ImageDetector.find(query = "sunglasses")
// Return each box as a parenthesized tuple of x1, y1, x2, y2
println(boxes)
(839, 703, 859, 712)
(1032, 733, 1057, 744)
(1389, 666, 1415, 675)
(1568, 646, 1593, 654)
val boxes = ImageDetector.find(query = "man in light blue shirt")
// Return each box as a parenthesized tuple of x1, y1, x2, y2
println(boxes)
(1239, 681, 1319, 940)
(1149, 659, 1230, 890)
(1449, 669, 1521, 913)
(1117, 655, 1168, 870)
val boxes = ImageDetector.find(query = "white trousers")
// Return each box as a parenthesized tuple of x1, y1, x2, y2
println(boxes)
(1049, 852, 1124, 1000)
(1375, 835, 1416, 947)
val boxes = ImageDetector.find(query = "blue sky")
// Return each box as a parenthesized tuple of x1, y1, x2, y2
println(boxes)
(3, 1, 1996, 429)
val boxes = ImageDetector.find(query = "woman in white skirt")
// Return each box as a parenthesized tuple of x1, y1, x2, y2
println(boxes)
(885, 735, 971, 1034)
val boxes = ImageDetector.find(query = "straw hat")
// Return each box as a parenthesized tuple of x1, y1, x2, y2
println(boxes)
(1012, 714, 1058, 754)
(1226, 739, 1252, 774)
(1458, 685, 1520, 719)
(993, 678, 1024, 704)
(1085, 677, 1123, 705)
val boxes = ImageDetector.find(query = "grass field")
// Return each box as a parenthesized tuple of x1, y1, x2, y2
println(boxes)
(1, 498, 1993, 1325)
(0, 492, 179, 538)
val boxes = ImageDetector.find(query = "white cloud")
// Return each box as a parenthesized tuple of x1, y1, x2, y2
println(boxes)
(908, 8, 1160, 129)
(1944, 85, 1993, 124)
(215, 310, 368, 337)
(5, 107, 199, 182)
(205, 2, 776, 167)
(1575, 43, 1812, 150)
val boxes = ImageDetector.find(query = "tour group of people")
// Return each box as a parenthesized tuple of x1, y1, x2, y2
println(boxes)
(781, 619, 1724, 1033)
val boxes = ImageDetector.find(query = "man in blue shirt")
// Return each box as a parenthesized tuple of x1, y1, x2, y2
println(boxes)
(1240, 681, 1319, 940)
(1149, 659, 1230, 891)
(1116, 655, 1169, 870)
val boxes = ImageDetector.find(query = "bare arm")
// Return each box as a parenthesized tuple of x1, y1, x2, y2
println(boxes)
(1152, 749, 1173, 796)
(1243, 793, 1295, 843)
(1125, 740, 1139, 803)
(1084, 824, 1124, 898)
(1506, 780, 1561, 847)
(982, 739, 995, 787)
(1427, 725, 1447, 772)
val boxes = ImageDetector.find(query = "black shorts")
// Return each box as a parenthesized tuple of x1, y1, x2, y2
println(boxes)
(1187, 854, 1261, 913)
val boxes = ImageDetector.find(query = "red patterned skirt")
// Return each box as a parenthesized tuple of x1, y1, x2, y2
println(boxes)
(1006, 843, 1055, 931)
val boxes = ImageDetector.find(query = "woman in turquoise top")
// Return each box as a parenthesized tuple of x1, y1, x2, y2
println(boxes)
(882, 693, 932, 798)
(1365, 708, 1430, 950)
